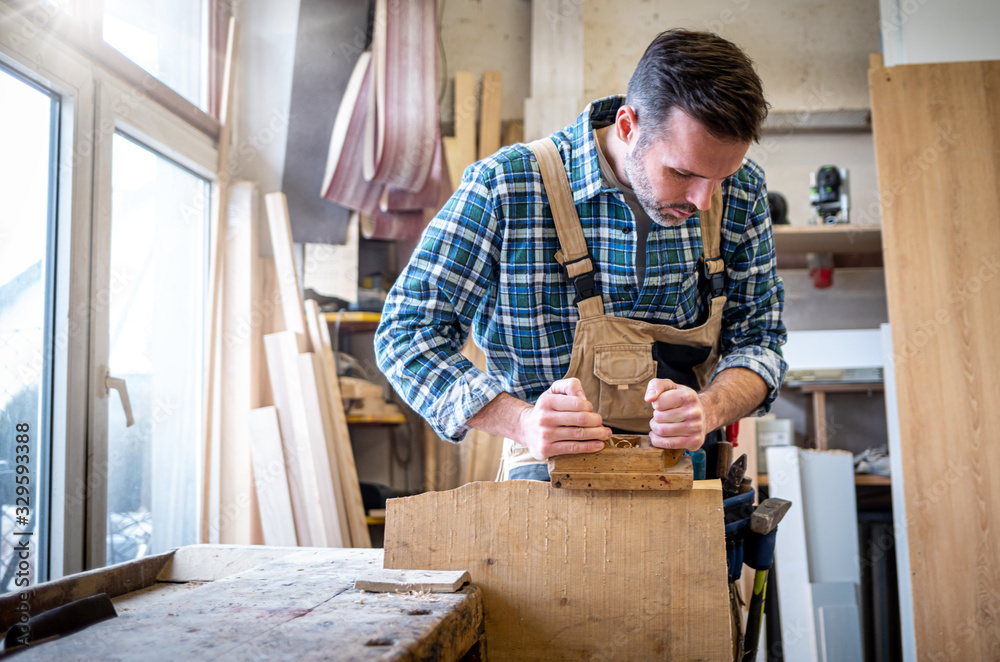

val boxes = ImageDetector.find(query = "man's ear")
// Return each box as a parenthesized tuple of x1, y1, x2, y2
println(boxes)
(615, 105, 639, 146)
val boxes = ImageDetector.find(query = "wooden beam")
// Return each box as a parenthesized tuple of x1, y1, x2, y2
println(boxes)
(453, 71, 477, 170)
(246, 407, 298, 547)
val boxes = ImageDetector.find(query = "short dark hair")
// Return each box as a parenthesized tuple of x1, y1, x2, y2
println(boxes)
(626, 29, 769, 144)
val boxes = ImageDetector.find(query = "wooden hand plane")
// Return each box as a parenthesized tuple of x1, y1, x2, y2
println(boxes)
(546, 434, 693, 491)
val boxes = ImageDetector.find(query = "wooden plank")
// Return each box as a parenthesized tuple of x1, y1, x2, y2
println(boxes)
(548, 444, 683, 473)
(201, 16, 239, 544)
(219, 181, 257, 545)
(246, 407, 298, 547)
(812, 390, 828, 450)
(263, 192, 307, 341)
(549, 455, 693, 491)
(11, 549, 484, 662)
(384, 481, 731, 660)
(0, 552, 174, 632)
(157, 544, 300, 583)
(477, 71, 502, 160)
(453, 71, 477, 169)
(354, 569, 471, 594)
(870, 56, 1000, 660)
(297, 353, 348, 547)
(304, 300, 371, 547)
(263, 332, 326, 546)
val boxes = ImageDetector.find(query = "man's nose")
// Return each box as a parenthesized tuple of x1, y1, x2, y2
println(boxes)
(686, 180, 715, 211)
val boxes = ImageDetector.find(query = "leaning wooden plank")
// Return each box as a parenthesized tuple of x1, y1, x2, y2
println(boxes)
(263, 332, 327, 546)
(304, 300, 371, 547)
(246, 407, 298, 547)
(264, 192, 307, 342)
(477, 70, 502, 160)
(201, 16, 239, 543)
(453, 70, 477, 171)
(384, 481, 731, 660)
(355, 569, 470, 594)
(306, 351, 353, 547)
(297, 353, 348, 547)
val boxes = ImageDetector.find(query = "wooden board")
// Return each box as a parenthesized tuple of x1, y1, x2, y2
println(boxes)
(453, 71, 477, 170)
(246, 407, 298, 547)
(263, 331, 325, 546)
(869, 56, 1000, 660)
(548, 455, 693, 491)
(7, 548, 483, 662)
(296, 353, 348, 547)
(384, 480, 731, 660)
(304, 300, 371, 547)
(477, 71, 502, 159)
(264, 193, 307, 340)
(771, 224, 882, 254)
(355, 569, 471, 594)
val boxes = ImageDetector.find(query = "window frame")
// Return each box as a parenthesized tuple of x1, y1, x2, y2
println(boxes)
(0, 0, 221, 577)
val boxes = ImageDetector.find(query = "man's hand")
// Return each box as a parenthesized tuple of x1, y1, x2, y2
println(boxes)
(516, 378, 612, 461)
(644, 378, 709, 451)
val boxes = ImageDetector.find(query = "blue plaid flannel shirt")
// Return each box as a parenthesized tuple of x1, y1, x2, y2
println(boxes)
(375, 96, 787, 442)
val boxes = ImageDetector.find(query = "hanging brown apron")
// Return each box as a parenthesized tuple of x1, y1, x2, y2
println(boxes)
(498, 137, 728, 480)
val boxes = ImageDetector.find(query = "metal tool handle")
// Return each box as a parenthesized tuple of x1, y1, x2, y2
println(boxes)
(100, 366, 135, 427)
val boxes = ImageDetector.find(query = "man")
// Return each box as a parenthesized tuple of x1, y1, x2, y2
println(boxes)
(375, 29, 786, 481)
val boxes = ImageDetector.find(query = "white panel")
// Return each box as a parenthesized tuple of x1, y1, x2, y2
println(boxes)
(882, 322, 917, 661)
(783, 329, 884, 371)
(880, 0, 1000, 67)
(800, 451, 860, 585)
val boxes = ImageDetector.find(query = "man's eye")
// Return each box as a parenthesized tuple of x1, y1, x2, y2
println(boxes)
(672, 169, 691, 179)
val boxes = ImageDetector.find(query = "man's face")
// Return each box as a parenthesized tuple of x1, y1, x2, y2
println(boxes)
(623, 107, 750, 227)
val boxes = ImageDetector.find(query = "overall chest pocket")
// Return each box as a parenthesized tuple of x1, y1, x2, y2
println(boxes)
(593, 343, 656, 428)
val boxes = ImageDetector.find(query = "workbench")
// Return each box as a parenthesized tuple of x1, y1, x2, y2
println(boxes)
(0, 545, 484, 661)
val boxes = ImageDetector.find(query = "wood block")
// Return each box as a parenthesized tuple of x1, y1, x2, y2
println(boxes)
(477, 70, 502, 160)
(339, 376, 383, 400)
(264, 193, 307, 339)
(548, 438, 684, 474)
(246, 407, 298, 547)
(550, 455, 694, 491)
(354, 569, 471, 594)
(384, 481, 731, 660)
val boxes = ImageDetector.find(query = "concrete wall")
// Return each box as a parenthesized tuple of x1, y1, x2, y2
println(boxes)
(880, 0, 1000, 67)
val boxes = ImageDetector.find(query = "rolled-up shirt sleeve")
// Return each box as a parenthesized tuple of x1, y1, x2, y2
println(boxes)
(712, 170, 788, 414)
(374, 163, 506, 442)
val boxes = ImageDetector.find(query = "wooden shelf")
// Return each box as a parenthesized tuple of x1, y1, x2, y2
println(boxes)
(798, 381, 884, 394)
(323, 310, 382, 333)
(346, 412, 407, 425)
(758, 473, 890, 487)
(773, 224, 882, 254)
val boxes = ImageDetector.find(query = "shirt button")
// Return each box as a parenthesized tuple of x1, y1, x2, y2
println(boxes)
(624, 284, 633, 292)
(621, 225, 632, 234)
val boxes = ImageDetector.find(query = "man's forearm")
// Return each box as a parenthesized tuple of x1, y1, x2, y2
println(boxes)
(699, 367, 770, 432)
(467, 392, 532, 442)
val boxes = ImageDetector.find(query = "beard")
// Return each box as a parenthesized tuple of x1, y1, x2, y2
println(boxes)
(623, 139, 697, 227)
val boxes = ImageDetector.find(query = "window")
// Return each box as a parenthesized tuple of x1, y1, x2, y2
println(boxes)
(104, 133, 209, 563)
(0, 65, 59, 590)
(103, 0, 210, 111)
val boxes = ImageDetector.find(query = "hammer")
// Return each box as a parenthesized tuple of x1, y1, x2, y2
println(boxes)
(741, 498, 792, 662)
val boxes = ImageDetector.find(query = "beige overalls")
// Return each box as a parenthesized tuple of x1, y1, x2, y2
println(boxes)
(498, 137, 728, 479)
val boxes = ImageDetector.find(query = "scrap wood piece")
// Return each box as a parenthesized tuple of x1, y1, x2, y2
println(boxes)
(384, 481, 731, 660)
(355, 569, 471, 594)
(247, 407, 298, 547)
(364, 0, 439, 191)
(304, 300, 371, 547)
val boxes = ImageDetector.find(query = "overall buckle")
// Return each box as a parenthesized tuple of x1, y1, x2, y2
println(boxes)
(561, 254, 599, 304)
(700, 257, 727, 298)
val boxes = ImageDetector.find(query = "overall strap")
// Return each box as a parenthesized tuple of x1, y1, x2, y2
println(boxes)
(528, 138, 603, 318)
(699, 187, 727, 301)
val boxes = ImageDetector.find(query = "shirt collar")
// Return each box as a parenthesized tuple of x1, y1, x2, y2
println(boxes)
(565, 95, 625, 205)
